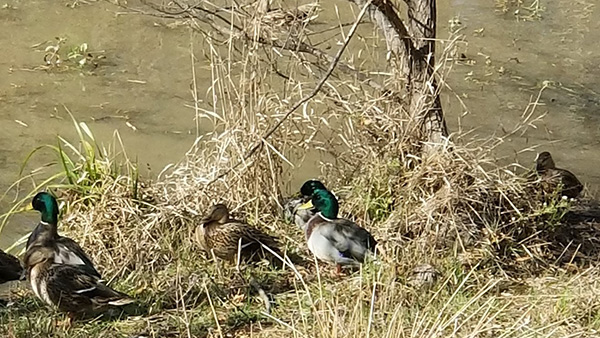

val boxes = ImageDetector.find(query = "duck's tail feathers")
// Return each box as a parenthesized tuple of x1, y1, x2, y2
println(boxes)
(108, 297, 135, 306)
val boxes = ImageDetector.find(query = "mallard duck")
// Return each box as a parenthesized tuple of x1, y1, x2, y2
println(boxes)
(0, 249, 23, 283)
(298, 188, 377, 274)
(195, 204, 281, 263)
(24, 211, 133, 321)
(283, 180, 327, 230)
(25, 192, 100, 278)
(536, 151, 583, 199)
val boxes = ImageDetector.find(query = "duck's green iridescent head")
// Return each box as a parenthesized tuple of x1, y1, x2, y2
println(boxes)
(300, 180, 327, 197)
(31, 192, 59, 224)
(301, 188, 339, 219)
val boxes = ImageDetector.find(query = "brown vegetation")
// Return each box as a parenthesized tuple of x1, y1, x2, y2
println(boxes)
(2, 1, 600, 337)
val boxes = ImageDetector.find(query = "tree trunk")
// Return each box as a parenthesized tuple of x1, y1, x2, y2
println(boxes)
(349, 0, 448, 148)
(405, 0, 448, 147)
(141, 0, 448, 148)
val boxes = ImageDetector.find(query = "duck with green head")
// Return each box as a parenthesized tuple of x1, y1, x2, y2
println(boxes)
(283, 180, 327, 231)
(299, 188, 377, 274)
(25, 192, 99, 278)
(24, 192, 133, 322)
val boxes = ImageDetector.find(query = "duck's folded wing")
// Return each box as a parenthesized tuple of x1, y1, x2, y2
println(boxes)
(283, 196, 302, 224)
(55, 237, 101, 278)
(283, 196, 315, 229)
(562, 170, 583, 188)
(322, 220, 377, 261)
(48, 264, 133, 306)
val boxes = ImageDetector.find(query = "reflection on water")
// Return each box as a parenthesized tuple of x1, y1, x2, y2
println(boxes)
(1, 0, 599, 247)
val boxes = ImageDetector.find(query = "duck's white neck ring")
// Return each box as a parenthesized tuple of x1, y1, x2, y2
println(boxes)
(317, 212, 334, 222)
(40, 221, 50, 225)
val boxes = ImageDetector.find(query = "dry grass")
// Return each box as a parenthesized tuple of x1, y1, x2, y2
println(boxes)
(1, 1, 600, 337)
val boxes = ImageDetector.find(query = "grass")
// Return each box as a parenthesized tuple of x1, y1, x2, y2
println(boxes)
(1, 1, 600, 337)
(37, 37, 103, 72)
(2, 97, 599, 338)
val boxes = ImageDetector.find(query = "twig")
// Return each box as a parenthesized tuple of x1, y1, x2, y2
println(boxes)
(204, 0, 373, 187)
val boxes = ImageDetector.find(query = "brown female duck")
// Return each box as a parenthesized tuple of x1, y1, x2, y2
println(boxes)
(195, 204, 281, 262)
(536, 151, 583, 199)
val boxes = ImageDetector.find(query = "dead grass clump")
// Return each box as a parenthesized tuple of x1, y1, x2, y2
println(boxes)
(324, 100, 598, 277)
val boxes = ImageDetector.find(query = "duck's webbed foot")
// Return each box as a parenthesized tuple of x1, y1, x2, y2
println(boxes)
(58, 313, 75, 329)
(331, 264, 342, 278)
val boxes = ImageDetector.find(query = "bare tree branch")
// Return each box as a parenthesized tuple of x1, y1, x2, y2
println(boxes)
(134, 0, 384, 92)
(348, 0, 412, 80)
(132, 0, 448, 148)
(204, 1, 373, 187)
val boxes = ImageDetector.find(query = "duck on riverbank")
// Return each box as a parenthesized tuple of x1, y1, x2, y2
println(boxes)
(298, 188, 377, 274)
(536, 151, 583, 199)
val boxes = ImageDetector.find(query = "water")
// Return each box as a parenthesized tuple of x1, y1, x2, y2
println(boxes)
(1, 0, 598, 248)
(0, 1, 199, 247)
(442, 0, 600, 184)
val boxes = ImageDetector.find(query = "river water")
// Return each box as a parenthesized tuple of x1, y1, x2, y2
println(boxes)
(0, 0, 598, 248)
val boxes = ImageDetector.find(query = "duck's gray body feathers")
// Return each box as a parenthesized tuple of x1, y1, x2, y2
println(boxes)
(305, 213, 377, 266)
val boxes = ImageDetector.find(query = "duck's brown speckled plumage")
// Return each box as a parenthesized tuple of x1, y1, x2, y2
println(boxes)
(195, 204, 281, 262)
(536, 151, 583, 199)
